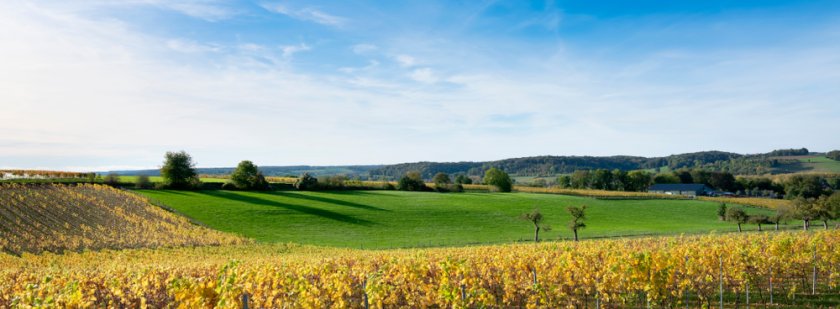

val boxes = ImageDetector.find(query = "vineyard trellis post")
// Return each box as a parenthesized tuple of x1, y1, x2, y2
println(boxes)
(769, 266, 773, 305)
(241, 292, 249, 309)
(746, 282, 749, 308)
(812, 248, 817, 295)
(363, 278, 369, 309)
(719, 255, 724, 309)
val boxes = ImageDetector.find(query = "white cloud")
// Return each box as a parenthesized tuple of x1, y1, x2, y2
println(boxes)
(281, 43, 311, 58)
(166, 39, 220, 53)
(260, 3, 345, 27)
(352, 44, 377, 54)
(409, 68, 437, 83)
(395, 54, 416, 67)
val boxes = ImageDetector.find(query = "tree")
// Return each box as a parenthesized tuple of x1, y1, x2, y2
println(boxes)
(626, 170, 652, 192)
(484, 168, 512, 192)
(725, 207, 749, 232)
(556, 175, 572, 189)
(570, 170, 591, 188)
(749, 214, 770, 231)
(294, 173, 319, 190)
(793, 197, 817, 230)
(770, 204, 793, 231)
(785, 175, 828, 199)
(230, 160, 268, 190)
(397, 171, 426, 191)
(135, 175, 151, 189)
(160, 151, 199, 189)
(432, 172, 451, 187)
(521, 209, 551, 242)
(454, 174, 473, 185)
(827, 150, 840, 161)
(716, 203, 727, 221)
(814, 192, 839, 229)
(104, 173, 120, 186)
(567, 205, 587, 241)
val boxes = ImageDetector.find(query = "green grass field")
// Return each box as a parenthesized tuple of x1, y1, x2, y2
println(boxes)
(137, 190, 783, 248)
(772, 155, 840, 173)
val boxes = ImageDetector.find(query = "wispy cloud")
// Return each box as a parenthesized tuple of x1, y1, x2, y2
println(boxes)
(260, 3, 345, 27)
(395, 54, 416, 67)
(281, 43, 311, 58)
(409, 68, 438, 83)
(166, 39, 220, 53)
(352, 44, 377, 54)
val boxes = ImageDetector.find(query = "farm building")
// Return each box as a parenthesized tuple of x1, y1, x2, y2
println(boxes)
(648, 183, 712, 197)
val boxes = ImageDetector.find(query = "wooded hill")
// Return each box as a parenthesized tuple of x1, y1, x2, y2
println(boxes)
(107, 148, 839, 179)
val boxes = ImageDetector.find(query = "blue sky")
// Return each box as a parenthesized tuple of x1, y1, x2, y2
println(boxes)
(1, 0, 839, 171)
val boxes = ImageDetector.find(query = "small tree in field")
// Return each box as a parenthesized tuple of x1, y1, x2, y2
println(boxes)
(770, 204, 793, 231)
(567, 205, 587, 241)
(749, 214, 771, 231)
(397, 171, 427, 191)
(815, 193, 839, 229)
(484, 167, 512, 192)
(432, 172, 452, 192)
(135, 175, 151, 189)
(716, 203, 727, 221)
(104, 173, 120, 186)
(230, 160, 268, 190)
(521, 209, 551, 242)
(160, 151, 199, 189)
(726, 207, 749, 232)
(793, 197, 817, 230)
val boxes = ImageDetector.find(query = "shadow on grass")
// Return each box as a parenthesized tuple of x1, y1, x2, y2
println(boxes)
(197, 191, 375, 226)
(274, 191, 389, 212)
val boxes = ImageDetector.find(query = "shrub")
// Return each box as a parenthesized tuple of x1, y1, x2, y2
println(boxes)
(294, 173, 319, 190)
(104, 173, 120, 186)
(397, 171, 427, 191)
(135, 175, 151, 189)
(321, 175, 348, 190)
(221, 182, 238, 190)
(455, 174, 473, 185)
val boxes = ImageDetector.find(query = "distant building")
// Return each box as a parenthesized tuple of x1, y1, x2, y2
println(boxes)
(648, 184, 712, 197)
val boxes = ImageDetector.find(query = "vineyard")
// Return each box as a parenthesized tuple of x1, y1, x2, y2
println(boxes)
(699, 196, 793, 210)
(0, 184, 246, 254)
(1, 231, 837, 308)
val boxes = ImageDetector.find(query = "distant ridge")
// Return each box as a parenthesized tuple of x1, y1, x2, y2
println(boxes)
(107, 148, 832, 179)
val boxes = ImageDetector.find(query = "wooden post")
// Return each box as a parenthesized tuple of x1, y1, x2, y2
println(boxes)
(746, 282, 750, 308)
(812, 249, 818, 295)
(364, 279, 369, 309)
(769, 266, 774, 305)
(719, 256, 724, 309)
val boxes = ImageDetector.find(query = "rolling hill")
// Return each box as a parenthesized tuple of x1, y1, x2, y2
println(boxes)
(0, 183, 246, 254)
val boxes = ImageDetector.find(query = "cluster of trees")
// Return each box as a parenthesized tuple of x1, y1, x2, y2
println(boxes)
(520, 206, 586, 242)
(827, 150, 840, 161)
(159, 151, 269, 191)
(719, 192, 840, 232)
(556, 169, 653, 192)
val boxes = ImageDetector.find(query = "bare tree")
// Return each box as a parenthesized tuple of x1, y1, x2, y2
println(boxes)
(521, 209, 551, 242)
(567, 205, 587, 241)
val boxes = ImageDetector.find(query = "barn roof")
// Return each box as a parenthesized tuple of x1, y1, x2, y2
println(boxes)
(648, 183, 710, 191)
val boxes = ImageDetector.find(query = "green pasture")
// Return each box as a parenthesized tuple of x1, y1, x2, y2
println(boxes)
(137, 190, 785, 249)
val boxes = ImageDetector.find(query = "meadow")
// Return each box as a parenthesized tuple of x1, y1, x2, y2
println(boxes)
(137, 190, 781, 248)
